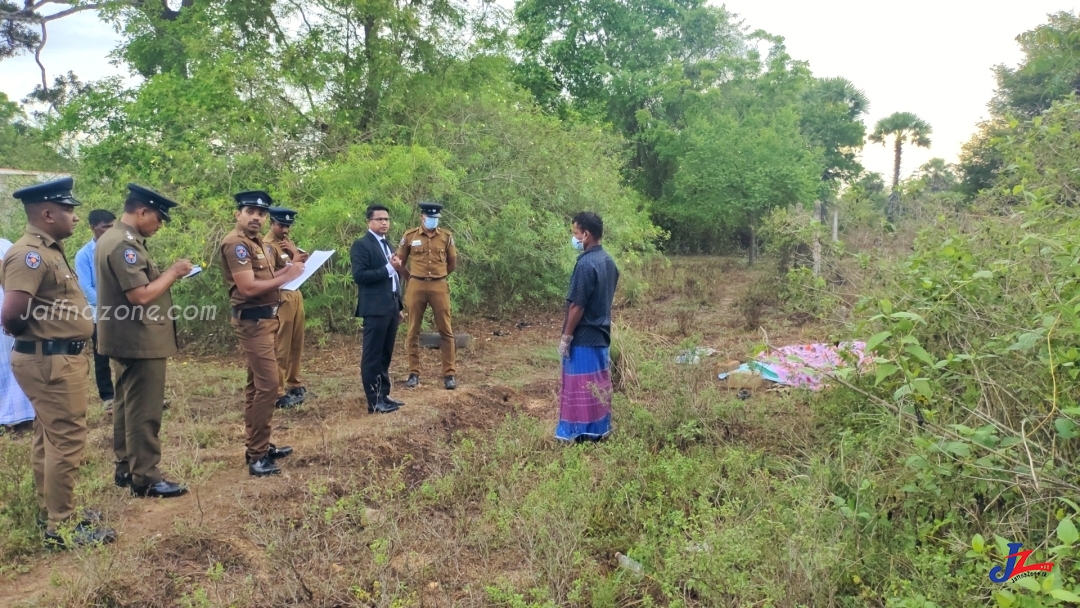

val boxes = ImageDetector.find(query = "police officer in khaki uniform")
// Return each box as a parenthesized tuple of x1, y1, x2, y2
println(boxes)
(0, 177, 116, 548)
(97, 184, 191, 498)
(397, 201, 458, 390)
(220, 191, 304, 476)
(265, 206, 309, 407)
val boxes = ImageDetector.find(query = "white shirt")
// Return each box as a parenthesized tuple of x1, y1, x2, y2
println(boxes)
(368, 229, 398, 292)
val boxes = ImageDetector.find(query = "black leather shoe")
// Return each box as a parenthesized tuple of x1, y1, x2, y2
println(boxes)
(114, 472, 132, 488)
(444, 376, 456, 390)
(131, 481, 189, 498)
(44, 521, 117, 550)
(405, 374, 419, 388)
(131, 479, 188, 498)
(249, 455, 281, 477)
(368, 401, 400, 414)
(38, 509, 103, 529)
(275, 394, 300, 409)
(268, 444, 293, 459)
(289, 387, 307, 400)
(384, 396, 405, 407)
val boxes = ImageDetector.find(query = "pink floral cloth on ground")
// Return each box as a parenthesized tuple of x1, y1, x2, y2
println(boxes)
(753, 341, 871, 390)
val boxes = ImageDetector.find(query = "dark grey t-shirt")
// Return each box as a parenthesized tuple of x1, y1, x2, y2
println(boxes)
(566, 245, 619, 347)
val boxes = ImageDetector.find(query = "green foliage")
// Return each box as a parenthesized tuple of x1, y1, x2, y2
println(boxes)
(0, 92, 69, 172)
(993, 12, 1080, 119)
(653, 103, 822, 252)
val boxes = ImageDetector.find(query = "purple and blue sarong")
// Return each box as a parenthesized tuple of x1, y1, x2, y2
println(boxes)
(556, 345, 613, 441)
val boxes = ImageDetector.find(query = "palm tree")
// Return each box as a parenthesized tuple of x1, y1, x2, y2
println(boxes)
(869, 111, 933, 192)
(814, 76, 870, 120)
(870, 112, 932, 222)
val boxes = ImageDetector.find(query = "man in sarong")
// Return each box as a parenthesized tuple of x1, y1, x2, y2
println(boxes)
(556, 212, 619, 442)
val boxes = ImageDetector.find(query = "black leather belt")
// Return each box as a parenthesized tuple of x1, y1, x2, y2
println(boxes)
(13, 340, 87, 356)
(232, 305, 279, 321)
(412, 276, 446, 282)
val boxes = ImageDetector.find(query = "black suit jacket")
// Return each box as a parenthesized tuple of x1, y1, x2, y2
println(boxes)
(350, 231, 403, 317)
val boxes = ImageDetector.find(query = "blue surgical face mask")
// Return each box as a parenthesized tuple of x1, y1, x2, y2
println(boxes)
(423, 217, 439, 230)
(571, 235, 584, 251)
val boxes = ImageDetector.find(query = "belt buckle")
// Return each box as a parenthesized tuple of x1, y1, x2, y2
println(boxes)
(271, 306, 279, 317)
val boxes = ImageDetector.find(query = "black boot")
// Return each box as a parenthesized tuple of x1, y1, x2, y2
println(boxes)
(444, 376, 456, 390)
(44, 521, 117, 550)
(248, 455, 281, 477)
(268, 444, 293, 459)
(368, 400, 400, 414)
(405, 374, 419, 388)
(275, 393, 300, 409)
(131, 480, 189, 498)
(114, 464, 132, 488)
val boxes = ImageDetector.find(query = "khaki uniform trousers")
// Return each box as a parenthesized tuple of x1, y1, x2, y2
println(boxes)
(405, 278, 455, 376)
(111, 357, 166, 487)
(275, 290, 305, 394)
(10, 351, 88, 531)
(231, 317, 279, 462)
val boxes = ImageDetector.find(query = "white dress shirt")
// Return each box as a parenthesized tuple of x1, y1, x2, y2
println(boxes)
(368, 229, 398, 292)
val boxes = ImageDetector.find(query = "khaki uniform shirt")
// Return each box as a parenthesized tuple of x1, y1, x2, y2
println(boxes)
(0, 224, 93, 341)
(396, 227, 457, 279)
(265, 232, 297, 271)
(95, 221, 178, 359)
(220, 228, 278, 309)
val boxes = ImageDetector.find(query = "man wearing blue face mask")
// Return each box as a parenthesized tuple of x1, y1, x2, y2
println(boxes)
(396, 201, 459, 390)
(556, 212, 619, 442)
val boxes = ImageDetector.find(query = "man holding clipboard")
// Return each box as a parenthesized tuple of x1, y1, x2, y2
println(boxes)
(266, 206, 310, 408)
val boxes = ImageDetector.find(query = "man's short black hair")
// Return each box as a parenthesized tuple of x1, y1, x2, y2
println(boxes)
(572, 211, 603, 240)
(366, 204, 390, 220)
(87, 209, 116, 227)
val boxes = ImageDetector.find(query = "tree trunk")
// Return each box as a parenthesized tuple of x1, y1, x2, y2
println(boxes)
(359, 14, 380, 133)
(832, 209, 839, 242)
(812, 201, 822, 276)
(892, 136, 903, 191)
(748, 224, 756, 267)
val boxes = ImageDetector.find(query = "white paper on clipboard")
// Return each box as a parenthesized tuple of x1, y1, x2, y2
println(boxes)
(281, 250, 334, 291)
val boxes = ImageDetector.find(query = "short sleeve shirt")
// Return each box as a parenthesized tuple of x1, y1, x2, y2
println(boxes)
(396, 227, 457, 279)
(265, 232, 294, 272)
(566, 245, 619, 347)
(0, 224, 93, 341)
(95, 222, 178, 359)
(220, 228, 278, 309)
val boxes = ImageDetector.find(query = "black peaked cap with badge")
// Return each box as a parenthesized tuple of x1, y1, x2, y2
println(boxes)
(127, 183, 179, 222)
(419, 201, 443, 217)
(12, 176, 81, 206)
(268, 206, 298, 226)
(234, 190, 273, 210)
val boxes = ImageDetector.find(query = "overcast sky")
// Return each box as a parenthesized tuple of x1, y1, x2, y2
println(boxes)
(0, 1, 1074, 180)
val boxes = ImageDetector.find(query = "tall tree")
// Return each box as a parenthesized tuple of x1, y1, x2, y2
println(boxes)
(993, 11, 1080, 118)
(869, 111, 932, 192)
(799, 75, 869, 199)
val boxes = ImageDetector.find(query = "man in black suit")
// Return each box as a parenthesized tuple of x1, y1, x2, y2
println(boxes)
(350, 204, 405, 414)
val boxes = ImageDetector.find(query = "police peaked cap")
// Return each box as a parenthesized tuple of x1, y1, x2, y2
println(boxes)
(269, 206, 298, 225)
(127, 183, 178, 221)
(418, 201, 443, 217)
(12, 176, 81, 206)
(233, 190, 273, 210)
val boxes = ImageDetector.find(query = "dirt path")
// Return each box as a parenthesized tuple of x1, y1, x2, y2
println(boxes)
(0, 314, 563, 606)
(0, 260, 822, 606)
